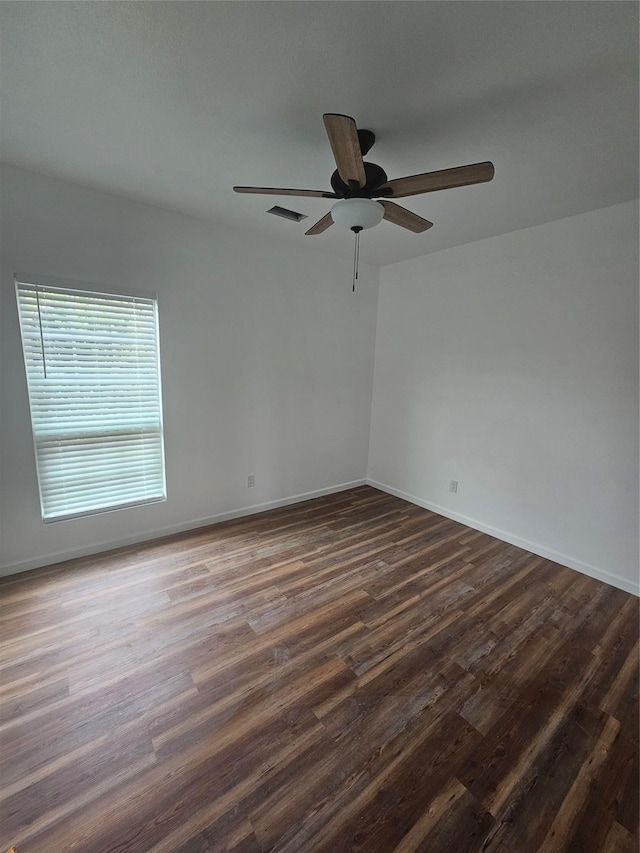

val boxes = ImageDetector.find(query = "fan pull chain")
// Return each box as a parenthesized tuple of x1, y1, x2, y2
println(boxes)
(35, 285, 47, 378)
(352, 227, 362, 292)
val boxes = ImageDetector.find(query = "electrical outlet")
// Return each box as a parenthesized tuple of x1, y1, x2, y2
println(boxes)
(449, 480, 458, 493)
(247, 474, 255, 488)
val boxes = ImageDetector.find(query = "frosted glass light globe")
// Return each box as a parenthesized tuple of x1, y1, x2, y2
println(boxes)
(331, 198, 384, 230)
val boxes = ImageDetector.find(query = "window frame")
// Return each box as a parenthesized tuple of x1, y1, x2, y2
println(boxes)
(14, 272, 167, 523)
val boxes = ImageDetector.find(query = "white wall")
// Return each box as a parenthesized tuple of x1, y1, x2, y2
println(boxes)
(0, 164, 380, 575)
(368, 202, 639, 594)
(2, 166, 638, 595)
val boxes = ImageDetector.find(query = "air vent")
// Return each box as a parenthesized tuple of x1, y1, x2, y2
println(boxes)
(267, 205, 308, 223)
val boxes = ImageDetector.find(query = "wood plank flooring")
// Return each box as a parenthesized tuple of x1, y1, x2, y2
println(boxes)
(0, 486, 638, 852)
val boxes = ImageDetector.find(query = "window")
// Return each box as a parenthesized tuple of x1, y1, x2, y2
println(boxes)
(16, 277, 166, 521)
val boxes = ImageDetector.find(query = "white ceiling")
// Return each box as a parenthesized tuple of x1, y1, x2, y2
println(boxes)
(1, 2, 638, 267)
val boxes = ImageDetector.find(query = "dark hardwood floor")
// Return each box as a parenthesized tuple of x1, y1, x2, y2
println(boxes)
(0, 486, 638, 853)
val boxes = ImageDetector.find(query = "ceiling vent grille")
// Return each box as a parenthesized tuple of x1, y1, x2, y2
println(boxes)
(267, 205, 308, 222)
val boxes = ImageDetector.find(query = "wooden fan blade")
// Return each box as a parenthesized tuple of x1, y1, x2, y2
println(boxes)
(381, 201, 433, 233)
(305, 212, 333, 235)
(234, 186, 338, 198)
(380, 162, 495, 198)
(323, 114, 367, 188)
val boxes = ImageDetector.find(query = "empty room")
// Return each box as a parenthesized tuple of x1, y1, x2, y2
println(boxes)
(0, 2, 638, 852)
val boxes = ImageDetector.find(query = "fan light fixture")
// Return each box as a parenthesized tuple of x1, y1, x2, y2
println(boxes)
(330, 198, 384, 232)
(329, 199, 384, 291)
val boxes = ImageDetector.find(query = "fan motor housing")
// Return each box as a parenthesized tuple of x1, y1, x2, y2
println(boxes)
(331, 162, 389, 198)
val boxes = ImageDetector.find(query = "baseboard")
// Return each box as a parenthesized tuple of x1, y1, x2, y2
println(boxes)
(367, 479, 639, 597)
(0, 479, 367, 579)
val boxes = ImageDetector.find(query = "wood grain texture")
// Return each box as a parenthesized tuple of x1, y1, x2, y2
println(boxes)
(233, 187, 338, 198)
(381, 201, 433, 232)
(381, 161, 495, 198)
(323, 113, 367, 188)
(305, 212, 333, 236)
(0, 486, 637, 852)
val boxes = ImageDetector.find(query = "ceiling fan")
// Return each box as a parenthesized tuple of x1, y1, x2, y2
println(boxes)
(234, 113, 495, 238)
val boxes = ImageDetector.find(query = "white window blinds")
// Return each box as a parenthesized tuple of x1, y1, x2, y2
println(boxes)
(16, 280, 166, 521)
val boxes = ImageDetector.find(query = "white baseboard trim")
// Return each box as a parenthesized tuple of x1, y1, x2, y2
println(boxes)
(0, 479, 367, 579)
(367, 479, 639, 597)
